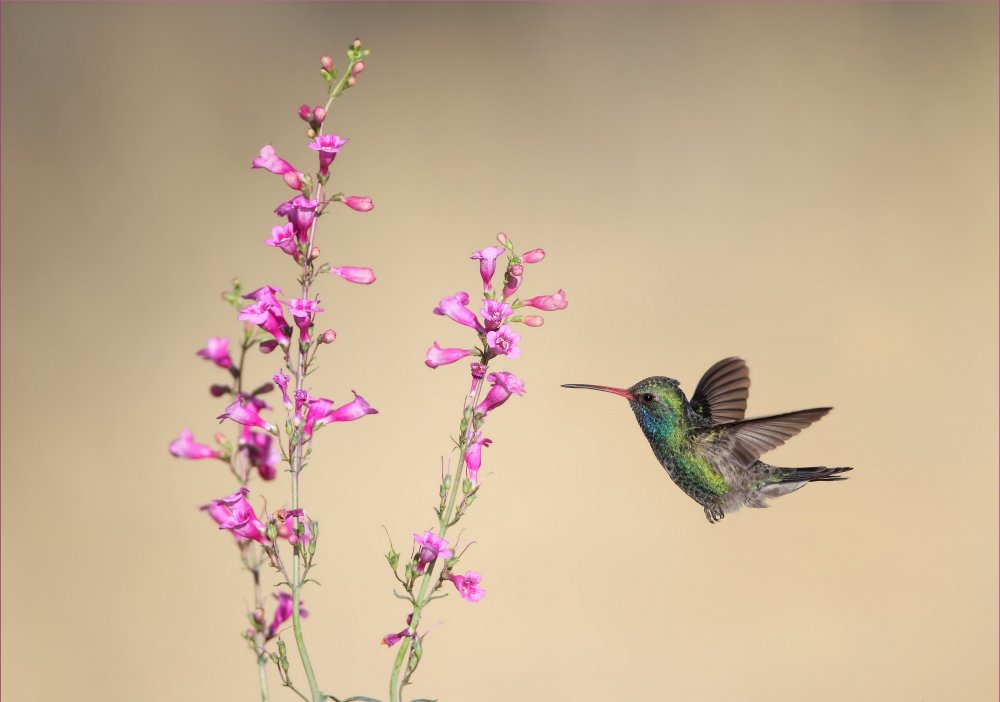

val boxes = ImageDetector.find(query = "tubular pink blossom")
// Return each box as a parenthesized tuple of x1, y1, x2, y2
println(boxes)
(433, 291, 484, 332)
(502, 264, 524, 300)
(207, 487, 269, 543)
(521, 289, 568, 311)
(274, 370, 292, 409)
(330, 266, 375, 284)
(169, 430, 220, 460)
(265, 222, 300, 257)
(342, 196, 374, 212)
(481, 300, 514, 332)
(470, 246, 506, 292)
(521, 315, 544, 327)
(469, 362, 487, 395)
(412, 531, 453, 573)
(303, 397, 333, 437)
(485, 324, 521, 359)
(241, 427, 279, 481)
(267, 592, 307, 640)
(243, 285, 283, 309)
(282, 171, 304, 191)
(475, 371, 526, 415)
(464, 432, 492, 484)
(197, 337, 234, 370)
(381, 628, 412, 647)
(521, 248, 545, 264)
(217, 399, 276, 433)
(201, 500, 246, 543)
(447, 571, 486, 602)
(239, 301, 291, 347)
(287, 297, 324, 344)
(277, 510, 312, 545)
(425, 342, 473, 369)
(251, 144, 296, 175)
(277, 196, 319, 242)
(314, 391, 378, 430)
(308, 134, 348, 175)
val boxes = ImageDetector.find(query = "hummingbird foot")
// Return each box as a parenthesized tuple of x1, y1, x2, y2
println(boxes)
(703, 505, 725, 524)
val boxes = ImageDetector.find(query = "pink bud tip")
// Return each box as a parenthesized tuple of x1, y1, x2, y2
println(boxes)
(214, 433, 227, 444)
(320, 329, 337, 344)
(522, 315, 544, 327)
(352, 38, 361, 49)
(343, 196, 374, 212)
(282, 171, 304, 191)
(313, 106, 326, 124)
(288, 534, 299, 546)
(510, 264, 524, 276)
(298, 104, 313, 122)
(522, 248, 545, 264)
(347, 76, 357, 87)
(310, 247, 321, 260)
(496, 232, 508, 245)
(352, 61, 365, 75)
(321, 55, 334, 71)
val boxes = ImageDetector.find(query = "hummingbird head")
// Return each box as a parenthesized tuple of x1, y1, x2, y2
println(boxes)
(561, 376, 687, 442)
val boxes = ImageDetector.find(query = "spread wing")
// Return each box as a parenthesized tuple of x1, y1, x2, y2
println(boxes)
(690, 357, 750, 423)
(690, 407, 832, 470)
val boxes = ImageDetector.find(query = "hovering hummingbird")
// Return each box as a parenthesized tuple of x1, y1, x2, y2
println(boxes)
(562, 358, 851, 523)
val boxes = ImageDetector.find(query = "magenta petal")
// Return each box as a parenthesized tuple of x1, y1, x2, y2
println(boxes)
(330, 266, 376, 284)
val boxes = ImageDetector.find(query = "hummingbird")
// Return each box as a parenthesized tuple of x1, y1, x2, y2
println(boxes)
(562, 358, 851, 523)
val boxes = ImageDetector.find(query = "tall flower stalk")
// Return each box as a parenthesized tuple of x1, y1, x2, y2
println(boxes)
(383, 234, 568, 702)
(170, 40, 377, 702)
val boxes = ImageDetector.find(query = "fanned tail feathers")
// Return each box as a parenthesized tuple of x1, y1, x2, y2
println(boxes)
(776, 466, 853, 484)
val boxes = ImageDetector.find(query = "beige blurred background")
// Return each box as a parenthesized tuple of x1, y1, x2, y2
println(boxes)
(2, 3, 997, 701)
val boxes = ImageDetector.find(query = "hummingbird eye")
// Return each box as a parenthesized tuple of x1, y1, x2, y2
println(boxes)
(641, 393, 655, 403)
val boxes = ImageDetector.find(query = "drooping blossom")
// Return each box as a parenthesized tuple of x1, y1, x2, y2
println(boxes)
(475, 371, 525, 415)
(303, 392, 377, 436)
(425, 342, 473, 369)
(470, 246, 506, 292)
(239, 301, 291, 348)
(273, 370, 292, 409)
(485, 324, 521, 359)
(251, 145, 295, 175)
(521, 248, 545, 264)
(308, 134, 348, 175)
(267, 592, 307, 640)
(243, 285, 283, 309)
(502, 264, 523, 300)
(521, 315, 544, 327)
(342, 196, 373, 212)
(201, 499, 246, 543)
(433, 292, 483, 332)
(169, 430, 220, 460)
(242, 427, 279, 481)
(481, 300, 514, 331)
(265, 222, 299, 257)
(413, 531, 453, 573)
(381, 628, 412, 647)
(330, 266, 375, 285)
(302, 397, 333, 436)
(197, 337, 234, 371)
(521, 289, 568, 311)
(217, 398, 277, 433)
(276, 196, 319, 242)
(464, 432, 492, 484)
(287, 297, 324, 344)
(206, 487, 269, 543)
(446, 571, 486, 603)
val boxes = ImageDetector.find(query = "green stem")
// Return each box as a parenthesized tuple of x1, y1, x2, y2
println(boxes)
(257, 654, 270, 702)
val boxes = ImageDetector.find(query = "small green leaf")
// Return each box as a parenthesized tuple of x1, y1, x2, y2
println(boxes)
(342, 696, 384, 702)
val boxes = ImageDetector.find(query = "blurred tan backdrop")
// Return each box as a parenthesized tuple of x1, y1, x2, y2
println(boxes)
(2, 3, 997, 701)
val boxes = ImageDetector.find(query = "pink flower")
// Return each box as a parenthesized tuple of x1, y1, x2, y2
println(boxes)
(464, 432, 492, 484)
(197, 337, 234, 371)
(239, 301, 291, 347)
(481, 300, 514, 331)
(243, 285, 283, 309)
(298, 104, 313, 122)
(342, 196, 373, 212)
(287, 297, 324, 344)
(485, 324, 521, 359)
(521, 248, 545, 264)
(521, 315, 544, 327)
(502, 264, 523, 300)
(207, 487, 268, 543)
(447, 571, 486, 603)
(521, 289, 568, 311)
(303, 397, 333, 436)
(217, 399, 277, 433)
(433, 291, 483, 332)
(308, 134, 348, 175)
(274, 370, 292, 409)
(277, 196, 319, 242)
(251, 144, 295, 175)
(265, 223, 299, 257)
(169, 430, 219, 460)
(413, 531, 453, 573)
(201, 500, 246, 543)
(267, 592, 306, 640)
(475, 371, 525, 415)
(469, 362, 487, 395)
(470, 246, 506, 292)
(330, 266, 375, 284)
(304, 392, 377, 436)
(381, 628, 412, 647)
(277, 509, 312, 545)
(425, 342, 473, 369)
(242, 427, 280, 481)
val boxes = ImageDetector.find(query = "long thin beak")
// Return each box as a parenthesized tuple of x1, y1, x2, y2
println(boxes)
(561, 383, 635, 400)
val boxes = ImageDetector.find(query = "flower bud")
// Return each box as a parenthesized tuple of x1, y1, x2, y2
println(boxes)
(320, 55, 334, 71)
(254, 607, 265, 624)
(298, 104, 313, 122)
(342, 196, 373, 212)
(306, 128, 316, 138)
(352, 38, 361, 49)
(320, 329, 337, 344)
(309, 246, 321, 261)
(266, 522, 278, 541)
(288, 534, 299, 546)
(245, 628, 255, 638)
(313, 106, 326, 124)
(277, 639, 287, 657)
(352, 61, 365, 75)
(522, 315, 544, 327)
(282, 171, 303, 191)
(521, 248, 545, 263)
(347, 76, 357, 88)
(496, 232, 508, 245)
(210, 384, 230, 397)
(259, 339, 279, 354)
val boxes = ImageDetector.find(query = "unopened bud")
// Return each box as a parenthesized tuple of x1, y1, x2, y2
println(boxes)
(253, 607, 265, 624)
(320, 55, 334, 71)
(298, 104, 312, 122)
(210, 384, 230, 397)
(347, 76, 357, 88)
(277, 639, 287, 657)
(522, 315, 544, 327)
(352, 38, 361, 49)
(259, 339, 279, 354)
(245, 628, 255, 638)
(521, 248, 545, 263)
(282, 171, 303, 191)
(352, 61, 365, 75)
(496, 232, 508, 245)
(266, 522, 278, 541)
(309, 246, 321, 260)
(281, 657, 290, 672)
(313, 106, 326, 124)
(288, 534, 299, 546)
(306, 128, 316, 138)
(320, 329, 337, 344)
